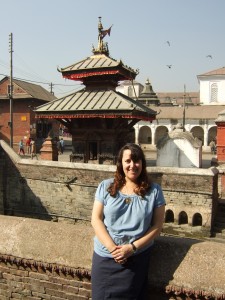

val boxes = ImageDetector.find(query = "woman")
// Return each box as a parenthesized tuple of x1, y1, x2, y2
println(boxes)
(91, 143, 166, 300)
(18, 139, 25, 155)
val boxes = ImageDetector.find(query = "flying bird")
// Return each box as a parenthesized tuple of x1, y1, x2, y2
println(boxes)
(166, 41, 170, 46)
(166, 65, 172, 69)
(206, 55, 212, 59)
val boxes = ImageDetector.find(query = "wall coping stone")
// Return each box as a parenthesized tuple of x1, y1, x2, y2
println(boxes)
(0, 140, 218, 176)
(0, 215, 94, 270)
(0, 215, 225, 299)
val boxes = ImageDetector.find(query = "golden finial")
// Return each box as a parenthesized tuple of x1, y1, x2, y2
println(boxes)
(92, 17, 112, 56)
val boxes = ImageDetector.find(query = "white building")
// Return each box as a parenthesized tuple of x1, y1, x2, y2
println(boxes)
(117, 67, 225, 152)
(198, 67, 225, 105)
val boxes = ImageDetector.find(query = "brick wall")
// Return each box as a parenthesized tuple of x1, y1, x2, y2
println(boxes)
(1, 215, 225, 300)
(0, 140, 224, 299)
(0, 140, 219, 238)
(0, 215, 94, 299)
(0, 259, 91, 299)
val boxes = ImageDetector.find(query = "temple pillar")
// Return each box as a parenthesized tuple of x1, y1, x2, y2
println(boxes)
(134, 125, 139, 144)
(40, 136, 58, 161)
(151, 124, 156, 146)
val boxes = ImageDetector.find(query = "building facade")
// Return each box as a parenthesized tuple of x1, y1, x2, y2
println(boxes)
(117, 67, 225, 152)
(0, 76, 58, 150)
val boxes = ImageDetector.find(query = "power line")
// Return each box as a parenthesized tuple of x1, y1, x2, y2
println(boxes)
(0, 72, 81, 87)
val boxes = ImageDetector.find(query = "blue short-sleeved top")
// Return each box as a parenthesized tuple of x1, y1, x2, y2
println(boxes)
(93, 178, 166, 257)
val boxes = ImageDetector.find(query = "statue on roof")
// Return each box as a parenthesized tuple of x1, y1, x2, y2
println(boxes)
(92, 17, 113, 56)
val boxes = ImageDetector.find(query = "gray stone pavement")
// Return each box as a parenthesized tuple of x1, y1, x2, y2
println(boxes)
(56, 149, 216, 169)
(21, 135, 217, 168)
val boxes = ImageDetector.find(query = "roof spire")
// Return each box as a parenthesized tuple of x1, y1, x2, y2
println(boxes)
(92, 17, 112, 56)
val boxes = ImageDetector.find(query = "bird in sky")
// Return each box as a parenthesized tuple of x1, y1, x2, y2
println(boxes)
(166, 65, 172, 69)
(166, 41, 170, 46)
(206, 55, 212, 59)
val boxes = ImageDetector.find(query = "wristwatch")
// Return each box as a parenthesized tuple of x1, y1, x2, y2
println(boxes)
(131, 242, 138, 253)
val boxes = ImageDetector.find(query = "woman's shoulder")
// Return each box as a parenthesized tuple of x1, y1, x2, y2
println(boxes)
(95, 178, 114, 201)
(99, 178, 114, 187)
(148, 182, 163, 194)
(150, 182, 161, 189)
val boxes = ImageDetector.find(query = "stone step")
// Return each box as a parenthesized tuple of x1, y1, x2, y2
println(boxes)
(214, 233, 225, 240)
(209, 236, 225, 243)
(215, 211, 225, 217)
(215, 216, 225, 223)
(217, 205, 225, 213)
(214, 220, 225, 227)
(213, 226, 225, 234)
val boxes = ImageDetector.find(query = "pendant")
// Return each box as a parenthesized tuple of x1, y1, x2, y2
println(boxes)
(125, 197, 132, 204)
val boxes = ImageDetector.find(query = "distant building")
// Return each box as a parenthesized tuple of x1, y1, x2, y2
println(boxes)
(197, 66, 225, 105)
(117, 67, 225, 152)
(0, 76, 58, 148)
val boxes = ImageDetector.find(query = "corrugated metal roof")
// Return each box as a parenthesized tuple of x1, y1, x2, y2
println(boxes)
(154, 105, 225, 120)
(60, 54, 135, 74)
(13, 79, 57, 101)
(0, 77, 56, 102)
(35, 88, 156, 115)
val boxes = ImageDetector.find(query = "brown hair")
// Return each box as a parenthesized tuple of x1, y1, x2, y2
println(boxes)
(108, 143, 150, 197)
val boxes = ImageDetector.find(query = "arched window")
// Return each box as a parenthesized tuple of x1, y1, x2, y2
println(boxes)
(210, 83, 218, 103)
(178, 211, 188, 225)
(165, 209, 174, 223)
(192, 213, 202, 226)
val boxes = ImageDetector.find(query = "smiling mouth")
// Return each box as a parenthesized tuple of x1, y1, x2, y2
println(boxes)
(129, 170, 138, 174)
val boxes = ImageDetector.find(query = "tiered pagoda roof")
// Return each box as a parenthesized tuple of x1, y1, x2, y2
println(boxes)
(35, 17, 156, 123)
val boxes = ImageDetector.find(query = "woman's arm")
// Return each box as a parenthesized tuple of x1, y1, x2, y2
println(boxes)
(112, 205, 165, 261)
(91, 200, 117, 253)
(131, 205, 165, 250)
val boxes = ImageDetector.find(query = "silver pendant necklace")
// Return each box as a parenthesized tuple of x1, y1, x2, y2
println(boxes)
(125, 197, 132, 204)
(124, 184, 135, 205)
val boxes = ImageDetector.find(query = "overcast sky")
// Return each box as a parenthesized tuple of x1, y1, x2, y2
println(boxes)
(0, 0, 224, 97)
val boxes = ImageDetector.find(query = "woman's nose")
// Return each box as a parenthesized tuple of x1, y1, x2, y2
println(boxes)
(129, 161, 135, 167)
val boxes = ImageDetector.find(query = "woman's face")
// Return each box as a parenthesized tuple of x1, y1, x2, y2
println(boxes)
(122, 149, 142, 183)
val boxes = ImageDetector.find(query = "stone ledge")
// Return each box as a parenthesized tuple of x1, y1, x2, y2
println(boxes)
(0, 215, 94, 270)
(0, 215, 225, 298)
(1, 140, 219, 176)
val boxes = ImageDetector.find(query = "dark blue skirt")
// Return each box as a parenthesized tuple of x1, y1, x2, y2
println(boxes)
(91, 248, 151, 300)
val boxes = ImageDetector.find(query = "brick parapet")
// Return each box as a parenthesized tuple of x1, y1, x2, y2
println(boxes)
(0, 215, 225, 299)
(0, 140, 219, 234)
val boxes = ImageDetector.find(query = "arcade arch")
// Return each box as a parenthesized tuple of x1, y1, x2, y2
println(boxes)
(135, 123, 216, 150)
(155, 126, 168, 144)
(139, 126, 152, 144)
(208, 126, 217, 145)
(190, 126, 204, 143)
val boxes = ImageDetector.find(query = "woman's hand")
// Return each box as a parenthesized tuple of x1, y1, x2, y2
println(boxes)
(111, 244, 134, 264)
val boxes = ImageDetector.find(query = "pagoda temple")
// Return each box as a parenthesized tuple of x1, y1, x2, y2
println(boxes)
(138, 78, 160, 107)
(35, 17, 157, 164)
